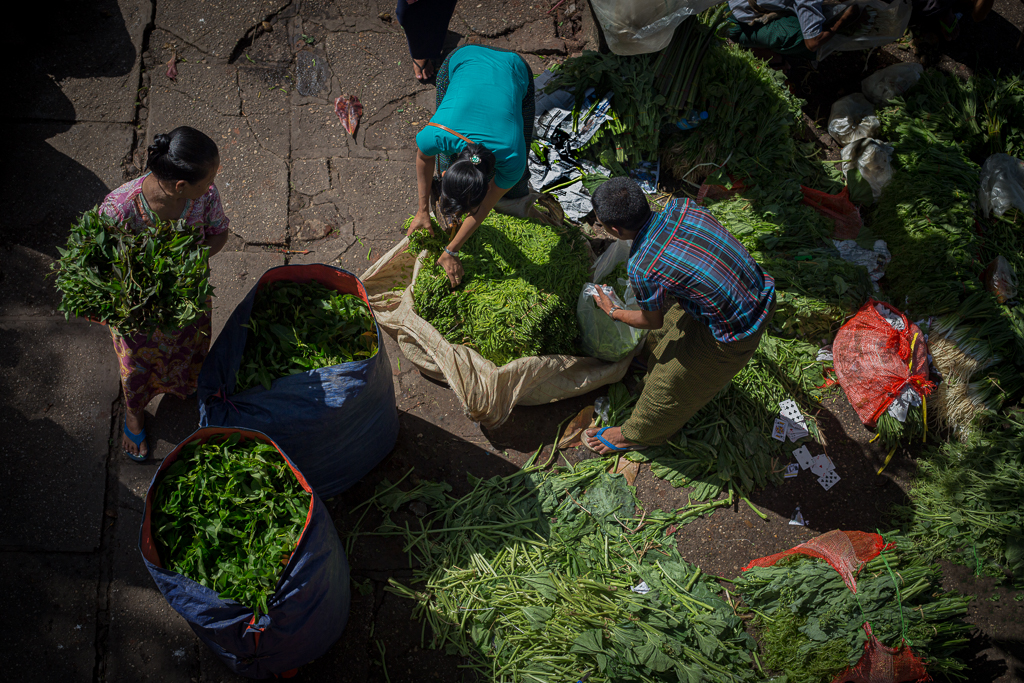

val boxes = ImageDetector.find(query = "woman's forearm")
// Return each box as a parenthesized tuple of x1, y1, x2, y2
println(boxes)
(447, 181, 508, 251)
(206, 230, 229, 256)
(415, 149, 436, 215)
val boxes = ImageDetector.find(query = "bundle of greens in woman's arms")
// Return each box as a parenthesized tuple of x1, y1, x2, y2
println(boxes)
(53, 208, 213, 337)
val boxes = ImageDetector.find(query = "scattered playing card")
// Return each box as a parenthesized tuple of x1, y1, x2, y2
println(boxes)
(811, 454, 834, 476)
(772, 418, 788, 441)
(787, 422, 809, 442)
(784, 463, 799, 479)
(792, 445, 813, 470)
(779, 399, 801, 420)
(818, 469, 841, 491)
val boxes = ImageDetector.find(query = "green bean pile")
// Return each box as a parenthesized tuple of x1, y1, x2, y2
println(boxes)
(408, 214, 590, 366)
(368, 457, 760, 682)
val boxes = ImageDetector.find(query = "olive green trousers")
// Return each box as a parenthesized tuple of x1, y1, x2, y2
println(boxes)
(620, 298, 776, 446)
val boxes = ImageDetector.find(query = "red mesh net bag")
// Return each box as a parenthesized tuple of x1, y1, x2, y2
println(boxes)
(800, 185, 864, 240)
(835, 623, 930, 683)
(831, 299, 936, 428)
(741, 530, 893, 592)
(743, 532, 930, 683)
(697, 177, 748, 203)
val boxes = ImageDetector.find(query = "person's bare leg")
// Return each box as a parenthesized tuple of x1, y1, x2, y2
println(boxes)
(583, 427, 640, 454)
(122, 407, 148, 458)
(413, 58, 434, 82)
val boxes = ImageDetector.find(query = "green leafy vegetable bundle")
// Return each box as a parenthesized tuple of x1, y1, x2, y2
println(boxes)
(53, 208, 213, 336)
(734, 538, 971, 683)
(236, 280, 378, 392)
(893, 409, 1024, 586)
(408, 214, 589, 366)
(152, 433, 311, 616)
(374, 457, 761, 682)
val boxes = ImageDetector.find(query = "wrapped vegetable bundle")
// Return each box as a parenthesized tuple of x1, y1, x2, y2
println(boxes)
(734, 533, 971, 683)
(53, 208, 213, 336)
(151, 432, 311, 616)
(235, 280, 378, 392)
(374, 457, 760, 682)
(408, 214, 589, 366)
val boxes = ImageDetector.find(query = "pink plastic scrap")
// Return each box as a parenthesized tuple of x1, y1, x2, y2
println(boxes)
(335, 95, 363, 136)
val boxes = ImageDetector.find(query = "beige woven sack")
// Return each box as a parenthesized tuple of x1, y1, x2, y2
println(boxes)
(360, 237, 635, 428)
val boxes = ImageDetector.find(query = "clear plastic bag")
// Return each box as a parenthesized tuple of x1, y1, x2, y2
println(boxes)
(588, 0, 720, 55)
(982, 255, 1018, 304)
(978, 153, 1024, 218)
(827, 93, 880, 146)
(816, 0, 913, 61)
(842, 138, 894, 200)
(577, 240, 646, 362)
(861, 62, 923, 105)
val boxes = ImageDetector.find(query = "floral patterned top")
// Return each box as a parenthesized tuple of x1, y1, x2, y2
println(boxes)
(99, 173, 229, 236)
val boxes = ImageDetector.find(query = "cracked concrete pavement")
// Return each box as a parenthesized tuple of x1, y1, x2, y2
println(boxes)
(1, 0, 594, 680)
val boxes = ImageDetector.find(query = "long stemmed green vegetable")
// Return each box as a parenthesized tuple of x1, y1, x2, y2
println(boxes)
(152, 433, 311, 616)
(53, 208, 213, 336)
(236, 280, 378, 392)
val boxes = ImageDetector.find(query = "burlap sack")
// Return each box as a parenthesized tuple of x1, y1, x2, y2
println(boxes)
(360, 238, 634, 428)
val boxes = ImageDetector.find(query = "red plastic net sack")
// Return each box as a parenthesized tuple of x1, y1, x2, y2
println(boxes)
(800, 185, 863, 240)
(742, 530, 893, 593)
(835, 623, 929, 683)
(832, 299, 935, 428)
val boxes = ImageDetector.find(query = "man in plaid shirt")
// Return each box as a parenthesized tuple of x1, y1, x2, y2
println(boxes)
(583, 177, 777, 453)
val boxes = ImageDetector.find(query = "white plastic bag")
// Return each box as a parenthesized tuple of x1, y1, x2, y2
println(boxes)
(816, 0, 913, 61)
(861, 62, 923, 105)
(842, 138, 894, 199)
(827, 94, 880, 146)
(978, 153, 1024, 218)
(589, 0, 719, 55)
(578, 240, 646, 362)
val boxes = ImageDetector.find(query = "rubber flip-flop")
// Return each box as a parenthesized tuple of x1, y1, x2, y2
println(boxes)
(586, 426, 639, 453)
(123, 422, 149, 462)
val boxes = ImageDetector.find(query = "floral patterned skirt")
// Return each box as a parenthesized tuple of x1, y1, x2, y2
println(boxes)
(110, 306, 212, 412)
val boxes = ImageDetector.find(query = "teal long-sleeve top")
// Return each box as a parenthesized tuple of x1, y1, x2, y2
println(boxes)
(415, 46, 530, 190)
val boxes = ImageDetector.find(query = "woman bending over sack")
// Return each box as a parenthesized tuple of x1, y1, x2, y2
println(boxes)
(406, 45, 535, 288)
(99, 126, 229, 461)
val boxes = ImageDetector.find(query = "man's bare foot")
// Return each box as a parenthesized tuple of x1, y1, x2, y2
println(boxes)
(583, 426, 640, 454)
(412, 58, 434, 83)
(122, 409, 148, 459)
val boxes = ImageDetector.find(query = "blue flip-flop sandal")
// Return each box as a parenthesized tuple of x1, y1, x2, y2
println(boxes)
(587, 426, 639, 453)
(123, 422, 149, 462)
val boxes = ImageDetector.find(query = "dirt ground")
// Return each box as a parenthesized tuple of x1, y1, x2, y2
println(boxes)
(2, 0, 1022, 681)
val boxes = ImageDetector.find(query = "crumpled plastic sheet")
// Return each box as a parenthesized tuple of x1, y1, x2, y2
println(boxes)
(834, 238, 891, 289)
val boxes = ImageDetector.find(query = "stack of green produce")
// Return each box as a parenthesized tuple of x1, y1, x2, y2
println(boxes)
(372, 457, 762, 682)
(408, 215, 589, 365)
(893, 409, 1024, 586)
(152, 433, 311, 616)
(733, 537, 971, 683)
(607, 333, 823, 501)
(236, 280, 378, 392)
(53, 208, 213, 336)
(650, 7, 731, 113)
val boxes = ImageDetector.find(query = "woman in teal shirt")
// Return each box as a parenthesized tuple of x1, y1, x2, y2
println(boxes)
(407, 45, 535, 287)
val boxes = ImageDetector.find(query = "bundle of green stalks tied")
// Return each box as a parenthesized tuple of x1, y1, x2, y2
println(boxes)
(408, 214, 589, 366)
(604, 334, 823, 502)
(893, 409, 1024, 586)
(53, 208, 213, 336)
(651, 6, 731, 113)
(366, 456, 763, 682)
(236, 280, 378, 392)
(733, 536, 971, 683)
(152, 433, 310, 616)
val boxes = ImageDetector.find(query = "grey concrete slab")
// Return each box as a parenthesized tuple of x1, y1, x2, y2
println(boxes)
(454, 0, 542, 37)
(238, 65, 293, 115)
(0, 318, 119, 551)
(149, 59, 242, 117)
(0, 245, 62, 319)
(208, 251, 285, 343)
(11, 0, 148, 123)
(3, 123, 135, 254)
(292, 158, 330, 196)
(154, 0, 292, 61)
(104, 507, 199, 683)
(291, 103, 354, 159)
(0, 552, 100, 681)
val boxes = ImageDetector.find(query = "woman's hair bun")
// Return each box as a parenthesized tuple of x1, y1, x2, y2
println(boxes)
(145, 127, 219, 184)
(148, 133, 171, 157)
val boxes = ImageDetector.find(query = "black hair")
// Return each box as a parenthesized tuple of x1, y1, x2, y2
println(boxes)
(438, 143, 497, 216)
(591, 176, 651, 233)
(147, 126, 219, 184)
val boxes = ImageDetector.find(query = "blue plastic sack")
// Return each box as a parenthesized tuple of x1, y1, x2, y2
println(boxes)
(198, 264, 398, 499)
(139, 427, 350, 679)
